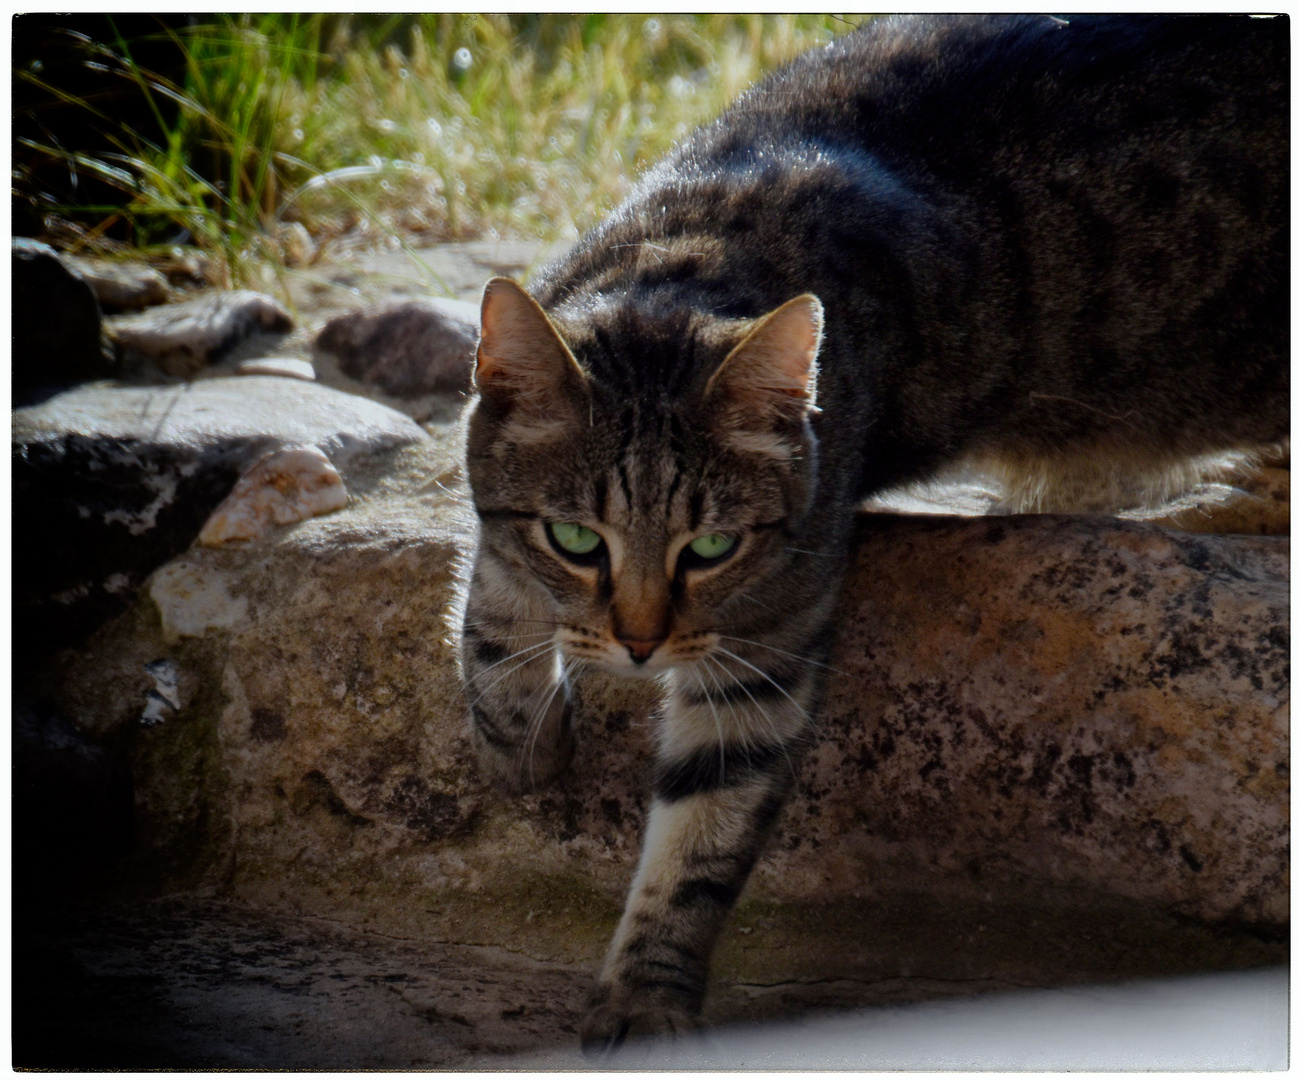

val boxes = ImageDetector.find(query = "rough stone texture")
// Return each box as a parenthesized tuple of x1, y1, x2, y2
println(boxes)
(12, 378, 425, 667)
(12, 238, 113, 400)
(313, 297, 479, 420)
(17, 415, 1288, 1064)
(64, 255, 172, 312)
(30, 423, 1287, 949)
(107, 290, 294, 377)
(198, 446, 349, 547)
(865, 459, 1290, 538)
(798, 515, 1289, 926)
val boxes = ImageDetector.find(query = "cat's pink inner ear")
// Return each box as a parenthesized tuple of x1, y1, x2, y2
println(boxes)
(707, 294, 823, 411)
(476, 277, 585, 400)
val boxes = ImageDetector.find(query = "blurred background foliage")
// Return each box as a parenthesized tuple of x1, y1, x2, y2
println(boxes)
(13, 14, 865, 282)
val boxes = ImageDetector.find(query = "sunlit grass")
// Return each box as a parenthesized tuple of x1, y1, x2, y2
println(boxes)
(15, 14, 866, 285)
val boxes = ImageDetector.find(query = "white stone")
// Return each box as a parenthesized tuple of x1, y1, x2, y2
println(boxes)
(141, 658, 182, 725)
(150, 561, 249, 643)
(198, 445, 349, 547)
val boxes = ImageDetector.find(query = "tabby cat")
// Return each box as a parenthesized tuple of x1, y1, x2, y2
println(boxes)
(458, 14, 1287, 1051)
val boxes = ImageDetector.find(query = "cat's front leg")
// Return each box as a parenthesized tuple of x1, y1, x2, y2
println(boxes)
(461, 551, 573, 791)
(580, 657, 814, 1053)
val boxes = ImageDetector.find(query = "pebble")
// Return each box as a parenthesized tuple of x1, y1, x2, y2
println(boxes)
(236, 357, 317, 381)
(198, 445, 349, 547)
(63, 255, 171, 312)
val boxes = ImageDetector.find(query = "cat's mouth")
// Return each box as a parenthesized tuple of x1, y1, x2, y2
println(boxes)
(557, 629, 717, 679)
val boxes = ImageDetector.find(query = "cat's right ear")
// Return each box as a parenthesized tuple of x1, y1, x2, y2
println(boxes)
(476, 278, 588, 411)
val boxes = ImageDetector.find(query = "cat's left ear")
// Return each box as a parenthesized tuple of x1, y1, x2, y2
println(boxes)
(705, 294, 822, 425)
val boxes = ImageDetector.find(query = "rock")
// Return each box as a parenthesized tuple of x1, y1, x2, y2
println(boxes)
(107, 290, 294, 377)
(63, 255, 171, 312)
(236, 356, 316, 381)
(13, 696, 134, 899)
(801, 514, 1289, 926)
(198, 445, 349, 548)
(12, 377, 427, 667)
(12, 238, 113, 400)
(277, 222, 318, 268)
(313, 297, 479, 420)
(28, 416, 1287, 1012)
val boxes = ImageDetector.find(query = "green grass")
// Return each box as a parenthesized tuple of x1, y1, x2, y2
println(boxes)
(15, 15, 867, 286)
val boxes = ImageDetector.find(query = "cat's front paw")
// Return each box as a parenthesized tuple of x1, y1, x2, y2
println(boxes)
(578, 982, 700, 1056)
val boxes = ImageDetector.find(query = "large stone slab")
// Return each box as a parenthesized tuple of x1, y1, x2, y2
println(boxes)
(13, 378, 427, 666)
(28, 420, 1287, 1020)
(793, 515, 1289, 925)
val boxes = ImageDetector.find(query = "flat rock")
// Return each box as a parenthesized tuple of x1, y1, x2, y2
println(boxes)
(13, 378, 426, 666)
(107, 290, 294, 377)
(29, 421, 1287, 1035)
(12, 238, 113, 399)
(313, 297, 479, 420)
(11, 896, 1282, 1069)
(63, 255, 172, 312)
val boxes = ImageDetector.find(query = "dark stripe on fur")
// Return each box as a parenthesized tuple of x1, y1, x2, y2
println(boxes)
(654, 741, 786, 801)
(670, 876, 742, 911)
(476, 507, 538, 521)
(470, 706, 521, 750)
(470, 635, 508, 667)
(684, 672, 799, 708)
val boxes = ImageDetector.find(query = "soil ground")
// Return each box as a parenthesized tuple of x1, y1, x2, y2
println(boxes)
(12, 888, 1285, 1070)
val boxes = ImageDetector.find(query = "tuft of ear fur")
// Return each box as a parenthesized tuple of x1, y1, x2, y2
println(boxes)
(476, 278, 587, 409)
(705, 294, 823, 428)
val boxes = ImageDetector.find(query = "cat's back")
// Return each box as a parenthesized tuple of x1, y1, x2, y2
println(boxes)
(715, 14, 1286, 181)
(545, 13, 1286, 312)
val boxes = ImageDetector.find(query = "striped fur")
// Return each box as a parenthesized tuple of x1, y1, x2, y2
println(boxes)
(457, 14, 1287, 1053)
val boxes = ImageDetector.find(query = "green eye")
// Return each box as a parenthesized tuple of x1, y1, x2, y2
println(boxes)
(688, 533, 737, 561)
(549, 521, 602, 556)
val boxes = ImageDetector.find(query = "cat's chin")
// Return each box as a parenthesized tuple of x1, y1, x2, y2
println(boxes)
(583, 656, 673, 682)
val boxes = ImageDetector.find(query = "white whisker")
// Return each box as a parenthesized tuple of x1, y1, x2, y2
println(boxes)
(703, 654, 800, 787)
(471, 640, 555, 699)
(718, 634, 855, 680)
(712, 645, 812, 723)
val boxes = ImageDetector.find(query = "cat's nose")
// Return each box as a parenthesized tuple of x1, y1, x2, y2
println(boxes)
(620, 638, 664, 664)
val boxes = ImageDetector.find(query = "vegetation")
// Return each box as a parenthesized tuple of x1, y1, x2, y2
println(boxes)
(14, 14, 865, 285)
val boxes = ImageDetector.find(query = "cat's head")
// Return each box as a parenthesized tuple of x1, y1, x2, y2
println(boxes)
(466, 277, 823, 680)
